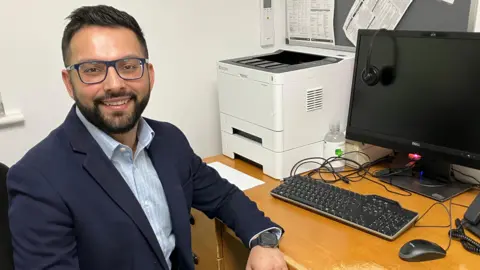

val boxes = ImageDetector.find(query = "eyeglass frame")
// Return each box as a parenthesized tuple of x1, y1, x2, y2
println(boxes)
(65, 57, 150, 84)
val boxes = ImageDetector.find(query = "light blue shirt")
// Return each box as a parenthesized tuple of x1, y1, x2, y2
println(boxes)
(76, 107, 175, 269)
(76, 107, 282, 267)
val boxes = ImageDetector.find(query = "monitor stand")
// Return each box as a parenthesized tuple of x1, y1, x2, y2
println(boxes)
(377, 153, 473, 202)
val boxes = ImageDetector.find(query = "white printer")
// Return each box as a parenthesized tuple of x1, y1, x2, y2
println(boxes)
(217, 49, 355, 179)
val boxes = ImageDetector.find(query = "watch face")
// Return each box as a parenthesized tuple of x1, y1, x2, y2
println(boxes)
(260, 232, 278, 246)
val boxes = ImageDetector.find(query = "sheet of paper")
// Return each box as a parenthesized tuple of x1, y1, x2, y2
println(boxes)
(286, 0, 335, 46)
(343, 0, 413, 45)
(208, 162, 264, 191)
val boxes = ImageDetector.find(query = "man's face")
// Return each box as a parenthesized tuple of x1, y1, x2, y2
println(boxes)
(62, 26, 154, 134)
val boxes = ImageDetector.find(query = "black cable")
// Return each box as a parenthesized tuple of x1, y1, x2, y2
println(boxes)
(291, 156, 354, 184)
(362, 177, 412, 196)
(369, 162, 421, 193)
(289, 151, 412, 196)
(446, 200, 453, 251)
(293, 161, 325, 176)
(350, 154, 413, 196)
(291, 154, 353, 177)
(295, 156, 351, 183)
(413, 200, 453, 252)
(447, 200, 453, 251)
(292, 153, 367, 181)
(290, 157, 327, 177)
(296, 153, 399, 190)
(452, 202, 470, 208)
(414, 201, 451, 229)
(451, 168, 480, 186)
(415, 200, 480, 255)
(449, 219, 480, 255)
(372, 166, 414, 178)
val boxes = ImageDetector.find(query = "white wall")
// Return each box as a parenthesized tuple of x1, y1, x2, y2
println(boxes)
(0, 0, 287, 166)
(476, 0, 480, 31)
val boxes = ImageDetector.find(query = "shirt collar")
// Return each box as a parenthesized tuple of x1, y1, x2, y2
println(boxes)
(75, 106, 155, 159)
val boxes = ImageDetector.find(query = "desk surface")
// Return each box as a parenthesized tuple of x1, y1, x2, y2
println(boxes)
(204, 155, 479, 270)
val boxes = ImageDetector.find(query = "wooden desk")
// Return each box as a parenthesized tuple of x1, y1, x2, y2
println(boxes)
(191, 155, 479, 270)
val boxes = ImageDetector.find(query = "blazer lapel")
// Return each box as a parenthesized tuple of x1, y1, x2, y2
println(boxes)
(62, 106, 170, 270)
(147, 135, 192, 267)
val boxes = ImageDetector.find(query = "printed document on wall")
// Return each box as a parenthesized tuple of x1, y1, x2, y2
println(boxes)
(287, 0, 335, 46)
(343, 0, 413, 45)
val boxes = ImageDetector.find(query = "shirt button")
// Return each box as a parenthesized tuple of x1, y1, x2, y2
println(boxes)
(119, 147, 126, 152)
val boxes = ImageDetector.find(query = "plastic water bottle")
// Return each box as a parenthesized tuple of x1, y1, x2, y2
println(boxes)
(323, 121, 346, 172)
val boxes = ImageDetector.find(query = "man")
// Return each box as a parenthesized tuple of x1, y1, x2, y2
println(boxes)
(6, 5, 287, 270)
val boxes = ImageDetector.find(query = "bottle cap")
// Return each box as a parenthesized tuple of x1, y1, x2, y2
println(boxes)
(329, 120, 341, 132)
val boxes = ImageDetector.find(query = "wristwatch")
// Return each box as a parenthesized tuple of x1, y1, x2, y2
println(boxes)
(250, 231, 279, 249)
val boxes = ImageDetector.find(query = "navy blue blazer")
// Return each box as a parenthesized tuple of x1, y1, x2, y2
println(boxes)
(6, 106, 281, 270)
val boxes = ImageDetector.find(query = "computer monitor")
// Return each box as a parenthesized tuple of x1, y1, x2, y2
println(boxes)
(346, 29, 479, 202)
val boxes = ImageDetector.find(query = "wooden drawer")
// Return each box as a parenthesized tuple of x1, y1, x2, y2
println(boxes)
(222, 228, 249, 270)
(191, 208, 218, 270)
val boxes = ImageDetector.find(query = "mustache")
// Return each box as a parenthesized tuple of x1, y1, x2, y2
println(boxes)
(94, 91, 137, 103)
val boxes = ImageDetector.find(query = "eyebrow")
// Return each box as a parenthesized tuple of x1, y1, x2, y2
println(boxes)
(75, 54, 144, 63)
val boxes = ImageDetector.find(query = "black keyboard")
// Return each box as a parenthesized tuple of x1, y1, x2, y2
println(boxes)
(271, 175, 419, 240)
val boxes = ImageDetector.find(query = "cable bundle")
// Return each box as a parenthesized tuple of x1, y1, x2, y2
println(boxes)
(450, 219, 480, 255)
(289, 151, 412, 196)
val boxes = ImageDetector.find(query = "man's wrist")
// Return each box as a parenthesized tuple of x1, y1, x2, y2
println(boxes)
(248, 227, 283, 249)
(250, 231, 279, 249)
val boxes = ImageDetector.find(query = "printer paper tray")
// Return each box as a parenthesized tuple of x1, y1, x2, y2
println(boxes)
(220, 130, 322, 180)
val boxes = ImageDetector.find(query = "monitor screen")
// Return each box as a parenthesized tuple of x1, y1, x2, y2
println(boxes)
(346, 30, 480, 168)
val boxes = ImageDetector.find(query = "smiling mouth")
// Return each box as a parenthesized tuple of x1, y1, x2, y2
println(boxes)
(102, 98, 131, 106)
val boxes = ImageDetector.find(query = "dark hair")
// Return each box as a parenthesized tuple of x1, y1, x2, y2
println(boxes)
(61, 5, 149, 66)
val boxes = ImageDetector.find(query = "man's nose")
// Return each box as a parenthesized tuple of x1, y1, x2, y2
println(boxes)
(103, 66, 125, 89)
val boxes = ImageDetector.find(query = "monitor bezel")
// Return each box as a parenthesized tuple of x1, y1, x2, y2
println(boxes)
(345, 29, 480, 169)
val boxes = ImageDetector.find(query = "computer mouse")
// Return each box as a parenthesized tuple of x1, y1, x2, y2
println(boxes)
(399, 239, 446, 262)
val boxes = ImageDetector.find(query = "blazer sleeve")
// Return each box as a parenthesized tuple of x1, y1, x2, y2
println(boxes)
(6, 163, 79, 270)
(187, 151, 284, 247)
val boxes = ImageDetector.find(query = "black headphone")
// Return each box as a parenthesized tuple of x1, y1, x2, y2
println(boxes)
(362, 28, 397, 86)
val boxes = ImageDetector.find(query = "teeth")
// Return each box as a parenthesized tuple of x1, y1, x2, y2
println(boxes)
(104, 99, 129, 106)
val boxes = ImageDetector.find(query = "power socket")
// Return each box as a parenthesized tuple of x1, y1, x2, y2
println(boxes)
(260, 0, 274, 47)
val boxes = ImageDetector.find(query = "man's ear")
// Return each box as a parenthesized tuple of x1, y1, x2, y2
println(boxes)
(62, 69, 75, 99)
(147, 63, 155, 90)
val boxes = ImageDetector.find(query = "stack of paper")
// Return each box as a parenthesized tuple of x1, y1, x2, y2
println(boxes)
(208, 162, 264, 191)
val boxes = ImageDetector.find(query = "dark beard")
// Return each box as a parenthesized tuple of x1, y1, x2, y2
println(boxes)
(74, 89, 150, 135)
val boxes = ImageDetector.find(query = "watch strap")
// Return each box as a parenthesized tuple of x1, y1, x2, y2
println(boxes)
(250, 231, 279, 249)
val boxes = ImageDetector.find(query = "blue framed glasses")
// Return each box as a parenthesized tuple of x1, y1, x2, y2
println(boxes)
(66, 57, 149, 84)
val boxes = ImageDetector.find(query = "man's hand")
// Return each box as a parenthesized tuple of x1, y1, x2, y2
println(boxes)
(246, 246, 288, 270)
